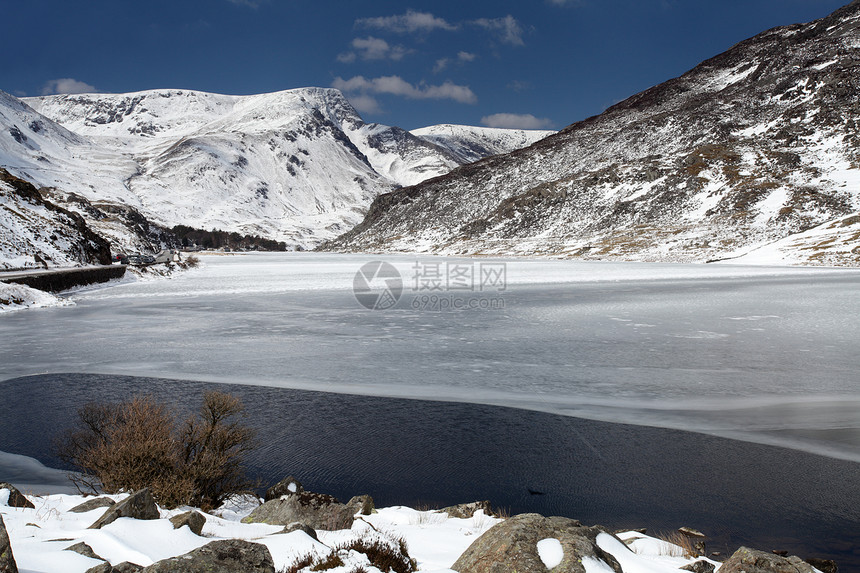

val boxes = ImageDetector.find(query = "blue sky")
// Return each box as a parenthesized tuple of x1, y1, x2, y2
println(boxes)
(1, 0, 849, 130)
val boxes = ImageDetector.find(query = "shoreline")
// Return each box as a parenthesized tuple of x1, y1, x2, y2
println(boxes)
(1, 373, 859, 568)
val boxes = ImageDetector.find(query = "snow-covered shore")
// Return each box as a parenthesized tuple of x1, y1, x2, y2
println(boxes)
(0, 487, 726, 573)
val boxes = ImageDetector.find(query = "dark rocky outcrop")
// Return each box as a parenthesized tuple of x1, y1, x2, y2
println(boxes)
(168, 511, 206, 536)
(0, 515, 18, 573)
(805, 558, 838, 573)
(140, 539, 275, 573)
(84, 563, 112, 573)
(346, 494, 375, 516)
(451, 513, 623, 573)
(681, 560, 716, 573)
(279, 522, 318, 541)
(242, 489, 356, 531)
(0, 483, 34, 509)
(440, 500, 494, 519)
(69, 497, 116, 513)
(720, 546, 817, 573)
(263, 476, 303, 501)
(89, 489, 160, 529)
(65, 542, 106, 561)
(112, 563, 144, 573)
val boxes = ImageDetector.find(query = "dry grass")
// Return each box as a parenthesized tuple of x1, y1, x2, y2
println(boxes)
(654, 531, 698, 558)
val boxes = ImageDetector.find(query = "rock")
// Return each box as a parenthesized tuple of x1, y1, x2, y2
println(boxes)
(451, 513, 623, 573)
(113, 562, 144, 573)
(242, 490, 355, 531)
(346, 494, 375, 516)
(140, 539, 275, 573)
(679, 527, 707, 538)
(0, 515, 19, 573)
(65, 542, 105, 561)
(263, 476, 303, 501)
(279, 522, 318, 541)
(0, 483, 34, 509)
(440, 500, 493, 519)
(69, 497, 116, 513)
(85, 563, 112, 573)
(681, 560, 716, 573)
(89, 489, 160, 529)
(169, 510, 206, 536)
(720, 546, 817, 573)
(805, 558, 838, 573)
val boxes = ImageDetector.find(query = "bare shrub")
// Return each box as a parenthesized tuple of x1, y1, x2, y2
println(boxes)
(184, 254, 200, 268)
(57, 391, 256, 510)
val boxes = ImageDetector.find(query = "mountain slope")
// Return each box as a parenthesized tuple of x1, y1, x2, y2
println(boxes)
(411, 124, 554, 164)
(16, 88, 549, 250)
(322, 1, 860, 266)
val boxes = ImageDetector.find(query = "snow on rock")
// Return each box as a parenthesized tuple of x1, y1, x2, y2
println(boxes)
(0, 281, 71, 313)
(0, 488, 823, 573)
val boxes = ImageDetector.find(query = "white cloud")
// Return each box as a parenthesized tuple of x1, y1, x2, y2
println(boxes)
(338, 37, 410, 63)
(40, 78, 97, 95)
(458, 51, 477, 62)
(346, 94, 383, 115)
(433, 58, 449, 73)
(226, 0, 265, 8)
(472, 15, 525, 46)
(332, 75, 477, 104)
(481, 113, 553, 129)
(356, 10, 457, 34)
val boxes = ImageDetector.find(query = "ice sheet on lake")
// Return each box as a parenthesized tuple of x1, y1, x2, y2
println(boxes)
(1, 252, 859, 462)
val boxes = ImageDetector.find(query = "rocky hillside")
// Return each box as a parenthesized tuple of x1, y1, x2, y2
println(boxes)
(0, 169, 112, 269)
(322, 1, 860, 266)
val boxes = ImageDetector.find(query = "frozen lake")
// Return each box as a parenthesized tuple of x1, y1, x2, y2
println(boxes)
(2, 252, 859, 461)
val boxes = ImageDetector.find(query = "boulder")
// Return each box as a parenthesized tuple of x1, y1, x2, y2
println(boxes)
(169, 510, 206, 536)
(805, 558, 838, 573)
(0, 515, 19, 573)
(89, 489, 160, 529)
(681, 560, 716, 573)
(69, 497, 116, 513)
(0, 483, 34, 510)
(264, 476, 303, 501)
(113, 562, 144, 573)
(242, 490, 354, 530)
(65, 542, 105, 561)
(452, 513, 623, 573)
(346, 494, 375, 516)
(720, 547, 817, 573)
(140, 539, 275, 573)
(279, 522, 318, 541)
(85, 564, 112, 573)
(440, 500, 493, 519)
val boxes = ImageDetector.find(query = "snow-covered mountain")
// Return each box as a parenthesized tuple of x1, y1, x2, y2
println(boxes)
(411, 124, 554, 164)
(323, 1, 860, 266)
(0, 86, 550, 267)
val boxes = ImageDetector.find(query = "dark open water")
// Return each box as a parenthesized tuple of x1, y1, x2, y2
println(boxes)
(1, 373, 858, 568)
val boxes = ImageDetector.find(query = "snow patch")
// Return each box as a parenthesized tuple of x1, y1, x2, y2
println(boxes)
(537, 538, 564, 568)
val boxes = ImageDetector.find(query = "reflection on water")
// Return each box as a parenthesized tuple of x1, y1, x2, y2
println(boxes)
(0, 373, 859, 568)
